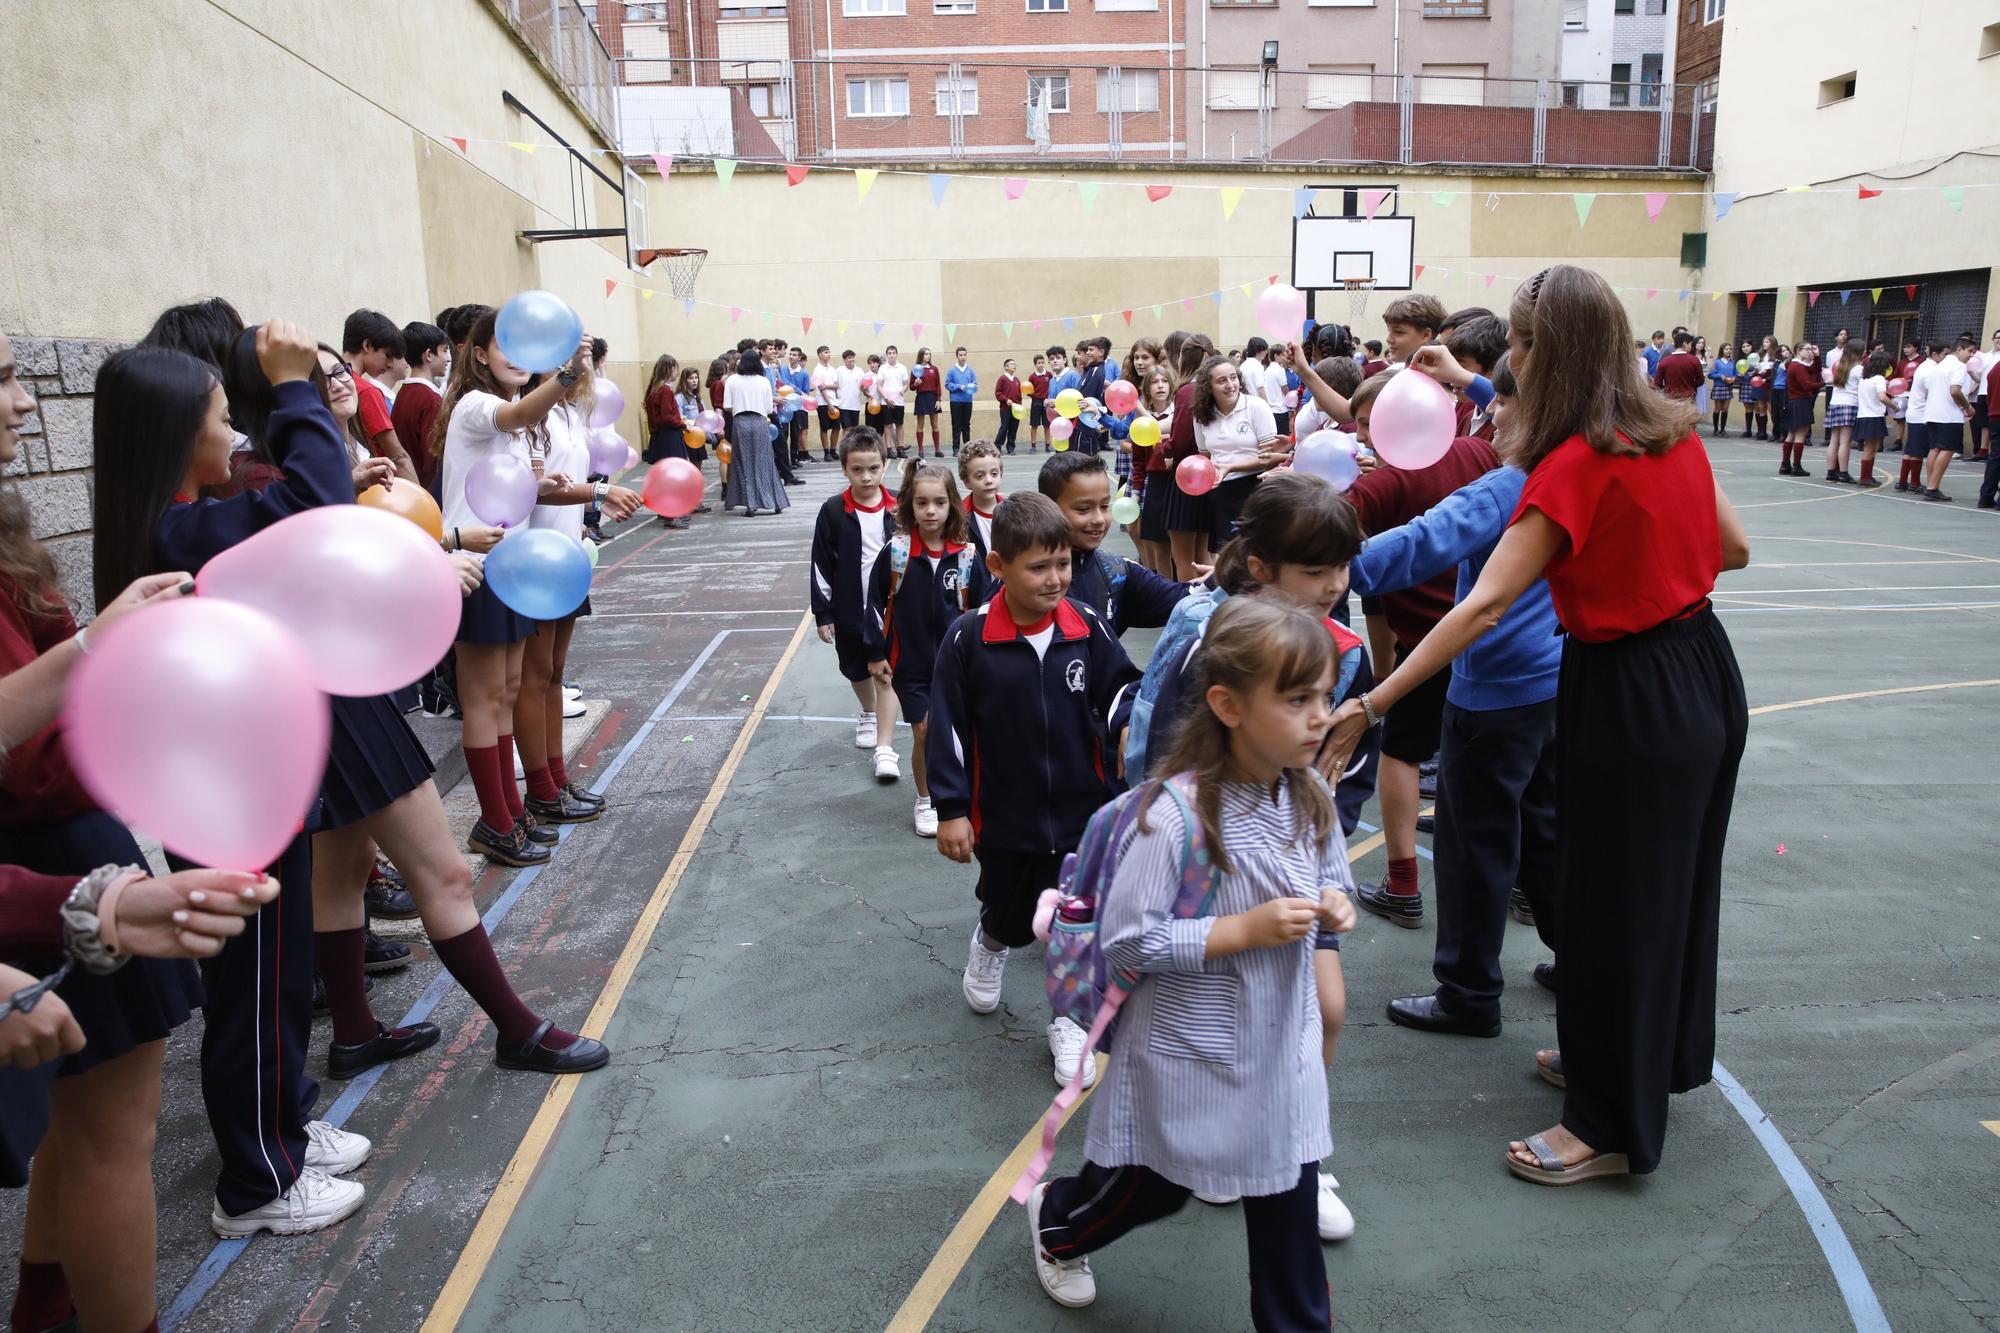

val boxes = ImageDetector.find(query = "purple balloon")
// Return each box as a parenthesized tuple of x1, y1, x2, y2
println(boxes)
(696, 409, 725, 436)
(465, 453, 537, 528)
(1291, 429, 1362, 493)
(589, 377, 626, 429)
(586, 426, 627, 477)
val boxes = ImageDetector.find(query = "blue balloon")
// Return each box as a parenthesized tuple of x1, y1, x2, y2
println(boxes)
(494, 291, 583, 375)
(1080, 411, 1103, 430)
(483, 529, 592, 621)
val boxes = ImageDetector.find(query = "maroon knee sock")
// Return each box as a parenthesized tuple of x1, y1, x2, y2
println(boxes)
(548, 755, 571, 789)
(1386, 856, 1420, 897)
(496, 735, 526, 821)
(465, 745, 514, 832)
(432, 924, 577, 1051)
(1858, 455, 1875, 483)
(315, 928, 381, 1048)
(524, 762, 561, 803)
(11, 1259, 70, 1333)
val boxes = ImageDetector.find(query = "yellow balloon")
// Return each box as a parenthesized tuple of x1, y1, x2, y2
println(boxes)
(1054, 387, 1084, 420)
(1050, 435, 1071, 452)
(1011, 400, 1028, 420)
(1128, 415, 1162, 448)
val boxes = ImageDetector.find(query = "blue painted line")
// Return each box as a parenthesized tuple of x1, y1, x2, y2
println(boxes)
(162, 625, 796, 1331)
(1711, 1061, 1891, 1333)
(1353, 819, 1433, 862)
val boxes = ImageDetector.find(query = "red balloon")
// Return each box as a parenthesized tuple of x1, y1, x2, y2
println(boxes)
(1176, 454, 1218, 496)
(642, 459, 706, 518)
(1104, 379, 1140, 416)
(1887, 377, 1909, 396)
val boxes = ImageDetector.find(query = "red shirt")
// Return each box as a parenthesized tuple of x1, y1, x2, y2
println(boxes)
(709, 377, 727, 411)
(353, 375, 395, 444)
(1513, 432, 1720, 643)
(1363, 359, 1389, 379)
(1161, 380, 1201, 469)
(645, 382, 684, 433)
(1345, 436, 1501, 648)
(1655, 352, 1705, 400)
(1029, 372, 1050, 400)
(390, 379, 442, 485)
(1986, 359, 2000, 404)
(0, 581, 97, 827)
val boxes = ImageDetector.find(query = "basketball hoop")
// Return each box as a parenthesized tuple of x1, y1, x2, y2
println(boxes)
(636, 247, 709, 301)
(1341, 277, 1376, 321)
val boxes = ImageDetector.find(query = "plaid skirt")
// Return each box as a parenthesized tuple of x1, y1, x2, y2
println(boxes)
(1711, 383, 1735, 402)
(1825, 404, 1857, 428)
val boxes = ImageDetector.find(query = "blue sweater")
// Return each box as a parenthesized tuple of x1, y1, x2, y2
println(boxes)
(944, 364, 978, 403)
(1348, 465, 1561, 712)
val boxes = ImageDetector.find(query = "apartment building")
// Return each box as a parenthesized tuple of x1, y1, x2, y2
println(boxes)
(1559, 0, 1676, 109)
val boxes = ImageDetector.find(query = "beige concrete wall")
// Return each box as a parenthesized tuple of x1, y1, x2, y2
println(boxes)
(639, 163, 1708, 426)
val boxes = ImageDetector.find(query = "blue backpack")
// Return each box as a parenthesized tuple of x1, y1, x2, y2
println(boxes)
(1122, 583, 1228, 780)
(1010, 773, 1217, 1205)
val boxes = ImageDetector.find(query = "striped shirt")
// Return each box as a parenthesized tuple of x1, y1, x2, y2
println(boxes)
(1084, 776, 1351, 1198)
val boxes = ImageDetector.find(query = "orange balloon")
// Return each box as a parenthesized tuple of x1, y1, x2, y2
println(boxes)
(716, 442, 733, 464)
(683, 427, 707, 449)
(357, 482, 443, 541)
(867, 402, 881, 415)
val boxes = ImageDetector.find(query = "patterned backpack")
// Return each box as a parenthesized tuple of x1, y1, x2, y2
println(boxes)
(886, 535, 975, 612)
(1010, 773, 1218, 1205)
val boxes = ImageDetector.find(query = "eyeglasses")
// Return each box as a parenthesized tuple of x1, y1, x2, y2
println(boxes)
(324, 362, 353, 380)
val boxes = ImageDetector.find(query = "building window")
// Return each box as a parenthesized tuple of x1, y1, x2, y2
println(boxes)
(846, 75, 909, 115)
(625, 1, 670, 17)
(934, 72, 980, 114)
(719, 1, 785, 13)
(1639, 52, 1662, 105)
(1562, 0, 1585, 28)
(1704, 0, 1724, 18)
(1206, 68, 1261, 109)
(1306, 0, 1373, 6)
(842, 0, 904, 12)
(1610, 61, 1632, 106)
(745, 83, 792, 117)
(1212, 0, 1278, 7)
(1027, 70, 1071, 112)
(1560, 81, 1581, 107)
(1095, 68, 1161, 112)
(1420, 0, 1487, 14)
(1613, 0, 1633, 11)
(1816, 71, 1856, 106)
(934, 0, 976, 10)
(1095, 0, 1159, 10)
(1418, 62, 1484, 104)
(1026, 0, 1068, 11)
(1982, 19, 2000, 58)
(1304, 64, 1373, 109)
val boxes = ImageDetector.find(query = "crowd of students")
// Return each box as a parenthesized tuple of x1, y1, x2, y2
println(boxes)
(808, 270, 1751, 1328)
(0, 290, 665, 1331)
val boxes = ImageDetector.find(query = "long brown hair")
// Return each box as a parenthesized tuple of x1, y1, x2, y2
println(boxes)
(1189, 354, 1238, 425)
(1831, 344, 1866, 395)
(428, 308, 547, 463)
(1501, 265, 1699, 472)
(896, 458, 969, 546)
(1171, 334, 1214, 390)
(1123, 336, 1164, 383)
(1139, 595, 1337, 874)
(0, 488, 59, 613)
(315, 342, 370, 463)
(645, 353, 678, 401)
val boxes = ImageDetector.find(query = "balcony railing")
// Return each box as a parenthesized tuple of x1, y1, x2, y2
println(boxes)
(613, 58, 1715, 172)
(491, 0, 621, 144)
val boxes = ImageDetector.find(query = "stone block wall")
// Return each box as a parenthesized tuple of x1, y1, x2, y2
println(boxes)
(9, 336, 127, 618)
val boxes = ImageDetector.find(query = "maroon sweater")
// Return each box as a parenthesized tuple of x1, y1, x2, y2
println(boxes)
(1654, 352, 1705, 400)
(1786, 359, 1824, 400)
(1346, 435, 1502, 648)
(0, 582, 96, 828)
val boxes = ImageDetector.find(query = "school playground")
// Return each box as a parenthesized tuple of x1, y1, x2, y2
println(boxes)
(18, 438, 2000, 1332)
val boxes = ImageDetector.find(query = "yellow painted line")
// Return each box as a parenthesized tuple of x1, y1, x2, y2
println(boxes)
(421, 613, 813, 1333)
(1749, 679, 2000, 717)
(1982, 1120, 2000, 1138)
(1735, 490, 1868, 509)
(881, 813, 1398, 1332)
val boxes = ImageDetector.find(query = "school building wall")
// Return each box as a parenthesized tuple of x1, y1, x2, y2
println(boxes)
(0, 0, 650, 611)
(636, 161, 1705, 421)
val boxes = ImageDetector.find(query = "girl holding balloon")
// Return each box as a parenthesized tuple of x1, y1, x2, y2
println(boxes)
(676, 366, 718, 500)
(1159, 335, 1218, 580)
(1189, 353, 1284, 546)
(643, 353, 682, 464)
(1129, 367, 1175, 576)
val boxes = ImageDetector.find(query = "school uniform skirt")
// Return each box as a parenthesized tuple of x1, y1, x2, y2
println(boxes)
(1162, 465, 1215, 540)
(1711, 382, 1734, 402)
(1552, 606, 1746, 1175)
(1825, 404, 1857, 429)
(320, 693, 437, 830)
(1785, 397, 1817, 433)
(1854, 416, 1887, 442)
(1210, 473, 1260, 545)
(1740, 381, 1767, 404)
(458, 580, 533, 646)
(647, 425, 684, 463)
(722, 413, 790, 514)
(1139, 468, 1174, 543)
(914, 390, 940, 419)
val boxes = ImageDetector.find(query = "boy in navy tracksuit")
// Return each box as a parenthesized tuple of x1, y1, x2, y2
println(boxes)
(1349, 357, 1561, 1036)
(1038, 452, 1192, 635)
(1072, 337, 1110, 455)
(810, 429, 902, 779)
(928, 492, 1140, 1089)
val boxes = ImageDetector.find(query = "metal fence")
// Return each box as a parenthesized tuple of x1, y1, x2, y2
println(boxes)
(612, 56, 1712, 172)
(492, 0, 622, 144)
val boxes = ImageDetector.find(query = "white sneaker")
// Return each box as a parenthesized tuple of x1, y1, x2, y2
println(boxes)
(1317, 1172, 1355, 1241)
(1028, 1183, 1097, 1308)
(962, 932, 1007, 1014)
(562, 696, 587, 719)
(562, 685, 582, 702)
(1047, 1017, 1097, 1089)
(913, 797, 938, 838)
(210, 1166, 364, 1237)
(302, 1120, 372, 1176)
(1193, 1190, 1241, 1205)
(854, 711, 878, 749)
(872, 745, 900, 783)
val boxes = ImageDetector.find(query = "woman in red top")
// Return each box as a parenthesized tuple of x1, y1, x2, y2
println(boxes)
(1159, 334, 1217, 580)
(1328, 266, 1750, 1187)
(642, 353, 682, 463)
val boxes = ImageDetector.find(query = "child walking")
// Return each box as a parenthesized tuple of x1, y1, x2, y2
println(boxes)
(958, 439, 1004, 569)
(1028, 595, 1357, 1329)
(812, 429, 902, 780)
(867, 460, 985, 838)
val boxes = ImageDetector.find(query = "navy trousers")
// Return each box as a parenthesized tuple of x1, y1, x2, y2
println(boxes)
(1431, 697, 1560, 1020)
(171, 835, 321, 1215)
(1040, 1161, 1329, 1332)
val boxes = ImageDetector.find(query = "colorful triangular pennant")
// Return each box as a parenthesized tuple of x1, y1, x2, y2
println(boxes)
(1121, 309, 1133, 326)
(1363, 189, 1390, 221)
(1220, 186, 1244, 220)
(1857, 184, 1881, 200)
(1643, 191, 1667, 222)
(855, 168, 878, 201)
(928, 173, 950, 207)
(801, 316, 813, 334)
(447, 137, 468, 154)
(651, 152, 673, 181)
(1572, 193, 1596, 226)
(1808, 290, 1822, 307)
(1839, 290, 1852, 304)
(1713, 191, 1738, 221)
(1431, 191, 1454, 208)
(1942, 185, 1965, 212)
(714, 158, 737, 186)
(1003, 177, 1027, 201)
(604, 278, 618, 297)
(1077, 181, 1100, 213)
(785, 164, 809, 187)
(1294, 187, 1313, 220)
(1144, 184, 1172, 203)
(1871, 288, 1884, 303)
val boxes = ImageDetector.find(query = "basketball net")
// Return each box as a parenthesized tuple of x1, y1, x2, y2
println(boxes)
(657, 247, 708, 301)
(1342, 277, 1376, 321)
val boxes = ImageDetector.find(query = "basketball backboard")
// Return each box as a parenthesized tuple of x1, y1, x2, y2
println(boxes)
(1291, 184, 1416, 292)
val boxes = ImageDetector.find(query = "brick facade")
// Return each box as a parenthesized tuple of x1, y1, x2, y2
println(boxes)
(1671, 0, 1720, 89)
(8, 336, 129, 616)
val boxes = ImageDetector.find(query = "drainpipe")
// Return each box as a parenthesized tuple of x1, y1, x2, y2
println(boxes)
(1165, 0, 1175, 159)
(1199, 0, 1209, 159)
(824, 0, 838, 156)
(1391, 0, 1400, 84)
(684, 0, 696, 81)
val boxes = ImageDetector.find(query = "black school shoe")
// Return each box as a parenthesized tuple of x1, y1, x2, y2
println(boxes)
(564, 782, 606, 810)
(1415, 813, 1435, 835)
(468, 819, 550, 867)
(1417, 758, 1439, 799)
(1357, 877, 1425, 929)
(496, 1019, 610, 1074)
(526, 791, 603, 825)
(1534, 961, 1559, 993)
(1508, 888, 1536, 927)
(1386, 993, 1500, 1038)
(1925, 489, 1954, 502)
(517, 815, 559, 846)
(328, 1022, 442, 1079)
(365, 865, 419, 920)
(364, 929, 411, 974)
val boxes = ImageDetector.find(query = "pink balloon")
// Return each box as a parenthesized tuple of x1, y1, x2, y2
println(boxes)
(696, 409, 725, 436)
(1369, 368, 1457, 470)
(1290, 430, 1362, 493)
(1256, 283, 1309, 344)
(64, 599, 329, 870)
(1176, 454, 1218, 496)
(1104, 379, 1139, 416)
(1049, 416, 1075, 442)
(195, 506, 464, 697)
(624, 444, 641, 471)
(465, 454, 537, 528)
(586, 426, 627, 477)
(589, 377, 626, 429)
(642, 459, 706, 518)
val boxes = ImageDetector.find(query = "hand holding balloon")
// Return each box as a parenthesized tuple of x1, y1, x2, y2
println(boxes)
(351, 457, 395, 496)
(92, 571, 194, 637)
(452, 552, 485, 596)
(599, 485, 642, 522)
(103, 869, 282, 960)
(1408, 344, 1475, 390)
(494, 292, 585, 375)
(455, 523, 505, 554)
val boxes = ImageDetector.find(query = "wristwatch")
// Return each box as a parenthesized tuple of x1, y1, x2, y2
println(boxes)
(1359, 692, 1380, 727)
(556, 367, 580, 388)
(61, 864, 141, 975)
(592, 482, 609, 504)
